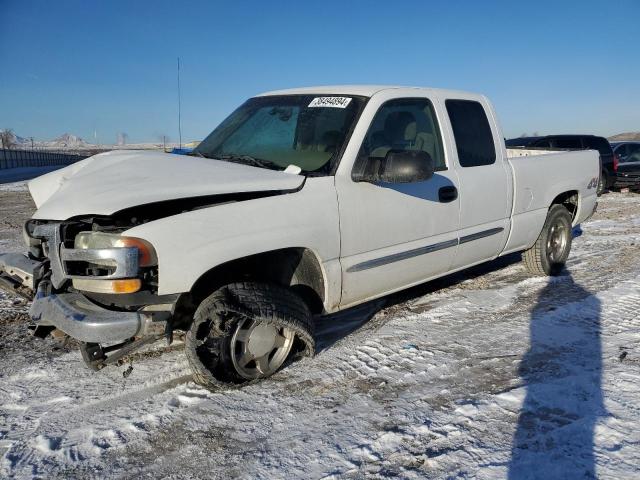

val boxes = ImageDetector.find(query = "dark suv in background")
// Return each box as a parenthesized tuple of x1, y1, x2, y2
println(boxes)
(506, 135, 616, 194)
(610, 142, 640, 190)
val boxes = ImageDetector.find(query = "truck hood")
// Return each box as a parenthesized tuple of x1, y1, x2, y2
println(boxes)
(28, 150, 305, 220)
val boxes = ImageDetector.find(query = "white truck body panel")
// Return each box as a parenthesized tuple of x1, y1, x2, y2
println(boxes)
(24, 85, 600, 314)
(506, 148, 560, 157)
(333, 88, 461, 306)
(503, 149, 599, 254)
(125, 177, 343, 307)
(28, 150, 304, 220)
(443, 93, 513, 270)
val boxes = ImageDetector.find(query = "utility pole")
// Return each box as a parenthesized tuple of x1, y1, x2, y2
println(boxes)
(30, 137, 34, 150)
(177, 57, 182, 149)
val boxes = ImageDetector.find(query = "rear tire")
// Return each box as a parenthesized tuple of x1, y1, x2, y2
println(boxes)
(523, 205, 573, 276)
(185, 282, 315, 389)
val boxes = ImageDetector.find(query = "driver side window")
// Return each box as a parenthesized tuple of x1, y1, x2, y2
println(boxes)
(355, 98, 446, 178)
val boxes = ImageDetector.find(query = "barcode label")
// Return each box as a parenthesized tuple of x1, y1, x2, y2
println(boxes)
(308, 97, 352, 108)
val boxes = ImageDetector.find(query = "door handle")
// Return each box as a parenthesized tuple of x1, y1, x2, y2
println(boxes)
(438, 186, 458, 203)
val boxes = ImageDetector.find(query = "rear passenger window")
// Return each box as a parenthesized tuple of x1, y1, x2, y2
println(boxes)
(445, 100, 496, 167)
(626, 144, 640, 162)
(614, 144, 627, 159)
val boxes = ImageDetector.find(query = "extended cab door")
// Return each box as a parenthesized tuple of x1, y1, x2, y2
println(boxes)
(443, 98, 512, 269)
(335, 95, 460, 308)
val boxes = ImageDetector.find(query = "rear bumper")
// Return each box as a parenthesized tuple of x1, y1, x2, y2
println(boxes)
(614, 174, 640, 189)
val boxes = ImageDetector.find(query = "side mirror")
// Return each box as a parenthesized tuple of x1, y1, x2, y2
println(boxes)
(377, 150, 434, 184)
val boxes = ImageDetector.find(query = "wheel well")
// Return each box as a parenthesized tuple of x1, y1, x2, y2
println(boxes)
(173, 248, 326, 326)
(550, 191, 579, 220)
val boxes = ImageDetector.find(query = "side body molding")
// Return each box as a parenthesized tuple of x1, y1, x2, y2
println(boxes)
(347, 227, 504, 273)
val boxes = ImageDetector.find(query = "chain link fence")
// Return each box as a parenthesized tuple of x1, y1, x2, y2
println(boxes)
(0, 149, 88, 170)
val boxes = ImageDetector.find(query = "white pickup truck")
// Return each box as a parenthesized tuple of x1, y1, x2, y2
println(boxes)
(0, 86, 599, 387)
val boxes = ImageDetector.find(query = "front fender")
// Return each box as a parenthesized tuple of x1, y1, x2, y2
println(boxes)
(124, 177, 341, 301)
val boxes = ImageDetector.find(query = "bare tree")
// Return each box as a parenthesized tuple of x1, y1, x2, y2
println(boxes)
(0, 129, 16, 149)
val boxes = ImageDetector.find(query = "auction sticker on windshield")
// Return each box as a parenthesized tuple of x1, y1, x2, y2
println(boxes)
(308, 97, 352, 108)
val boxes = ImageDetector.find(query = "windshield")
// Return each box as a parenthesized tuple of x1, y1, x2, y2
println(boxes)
(194, 95, 366, 174)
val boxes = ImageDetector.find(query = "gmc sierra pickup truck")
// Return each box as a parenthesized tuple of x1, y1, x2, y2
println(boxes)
(0, 86, 599, 388)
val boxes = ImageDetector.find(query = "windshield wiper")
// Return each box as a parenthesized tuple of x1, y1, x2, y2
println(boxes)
(215, 154, 282, 171)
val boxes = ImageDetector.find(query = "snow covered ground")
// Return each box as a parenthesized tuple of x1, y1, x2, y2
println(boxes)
(1, 188, 639, 479)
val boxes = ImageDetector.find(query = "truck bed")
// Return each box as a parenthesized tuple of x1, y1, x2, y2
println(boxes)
(501, 149, 599, 255)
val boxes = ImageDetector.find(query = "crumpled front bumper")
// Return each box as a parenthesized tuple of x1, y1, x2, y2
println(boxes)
(0, 252, 152, 344)
(29, 286, 147, 344)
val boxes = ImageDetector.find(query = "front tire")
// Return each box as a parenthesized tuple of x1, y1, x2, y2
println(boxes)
(523, 204, 573, 276)
(185, 282, 315, 389)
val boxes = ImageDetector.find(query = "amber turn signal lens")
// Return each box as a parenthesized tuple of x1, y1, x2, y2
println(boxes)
(72, 278, 142, 294)
(111, 278, 142, 293)
(115, 237, 158, 267)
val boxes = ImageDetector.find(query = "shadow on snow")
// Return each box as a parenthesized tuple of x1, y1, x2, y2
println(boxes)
(508, 271, 604, 479)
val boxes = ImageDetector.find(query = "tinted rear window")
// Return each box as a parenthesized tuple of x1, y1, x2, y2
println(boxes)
(505, 137, 538, 147)
(445, 100, 496, 167)
(551, 137, 582, 149)
(532, 138, 552, 148)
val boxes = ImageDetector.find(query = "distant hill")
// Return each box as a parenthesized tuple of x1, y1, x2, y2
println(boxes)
(2, 131, 91, 150)
(4, 131, 187, 152)
(43, 133, 90, 149)
(609, 132, 640, 141)
(13, 134, 30, 145)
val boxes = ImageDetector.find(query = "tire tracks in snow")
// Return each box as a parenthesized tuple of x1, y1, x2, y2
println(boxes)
(2, 192, 640, 478)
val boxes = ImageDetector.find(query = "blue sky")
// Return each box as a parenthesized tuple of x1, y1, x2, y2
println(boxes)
(1, 0, 638, 143)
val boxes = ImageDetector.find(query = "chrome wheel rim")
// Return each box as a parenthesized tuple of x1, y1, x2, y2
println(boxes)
(546, 220, 568, 263)
(230, 318, 295, 379)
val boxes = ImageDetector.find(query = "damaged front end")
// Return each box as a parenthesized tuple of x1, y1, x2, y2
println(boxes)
(0, 252, 44, 300)
(0, 218, 175, 370)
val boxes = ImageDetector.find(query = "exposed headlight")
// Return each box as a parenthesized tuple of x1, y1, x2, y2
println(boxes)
(71, 232, 157, 294)
(74, 232, 158, 267)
